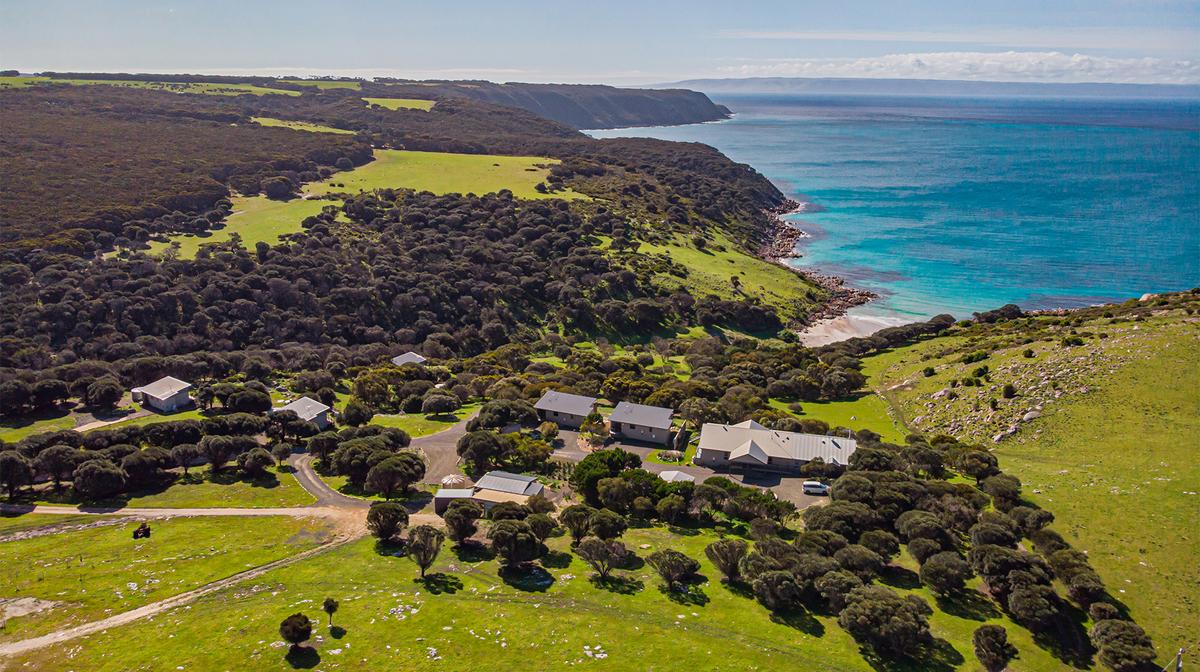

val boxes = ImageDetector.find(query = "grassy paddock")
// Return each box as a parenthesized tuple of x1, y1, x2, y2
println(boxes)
(368, 402, 480, 438)
(251, 117, 355, 134)
(362, 96, 435, 111)
(0, 76, 299, 96)
(0, 513, 100, 535)
(143, 196, 332, 259)
(6, 524, 1077, 671)
(0, 515, 329, 643)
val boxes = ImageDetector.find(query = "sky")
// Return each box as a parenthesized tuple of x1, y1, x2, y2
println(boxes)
(2, 0, 1198, 85)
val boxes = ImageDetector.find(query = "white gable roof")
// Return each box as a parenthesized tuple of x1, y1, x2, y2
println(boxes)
(658, 470, 695, 483)
(133, 376, 192, 400)
(698, 422, 858, 465)
(391, 352, 428, 366)
(277, 396, 331, 422)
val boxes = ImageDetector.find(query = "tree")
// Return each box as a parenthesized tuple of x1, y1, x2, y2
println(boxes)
(656, 493, 686, 524)
(896, 510, 945, 542)
(35, 445, 78, 489)
(1090, 619, 1157, 672)
(559, 504, 596, 543)
(322, 598, 339, 626)
(569, 449, 641, 505)
(816, 570, 863, 613)
(920, 552, 972, 595)
(958, 450, 1000, 483)
(271, 442, 293, 466)
(537, 421, 559, 442)
(366, 501, 408, 542)
(588, 508, 628, 540)
(199, 435, 237, 473)
(526, 513, 558, 542)
(455, 431, 507, 474)
(487, 519, 544, 567)
(487, 501, 532, 521)
(705, 538, 749, 583)
(342, 399, 374, 427)
(576, 537, 628, 580)
(1007, 584, 1059, 628)
(443, 499, 484, 542)
(279, 613, 312, 649)
(646, 549, 701, 590)
(407, 525, 445, 577)
(835, 544, 885, 581)
(170, 443, 201, 475)
(859, 530, 900, 560)
(263, 176, 295, 200)
(907, 538, 944, 565)
(239, 447, 275, 478)
(365, 453, 426, 499)
(597, 477, 635, 514)
(838, 586, 934, 657)
(0, 451, 33, 500)
(421, 394, 461, 416)
(86, 378, 124, 410)
(973, 625, 1017, 672)
(802, 500, 876, 540)
(753, 571, 804, 612)
(72, 459, 127, 500)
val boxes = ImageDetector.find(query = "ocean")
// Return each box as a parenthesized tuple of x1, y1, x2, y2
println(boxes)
(589, 94, 1200, 322)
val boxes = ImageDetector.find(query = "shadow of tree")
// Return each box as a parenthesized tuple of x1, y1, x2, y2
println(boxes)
(452, 541, 494, 562)
(590, 573, 644, 594)
(1028, 607, 1095, 669)
(879, 566, 921, 590)
(373, 539, 405, 556)
(616, 552, 646, 571)
(860, 638, 964, 672)
(721, 580, 755, 600)
(285, 645, 320, 669)
(935, 589, 1000, 621)
(499, 564, 555, 592)
(417, 572, 463, 595)
(541, 550, 573, 569)
(658, 582, 710, 606)
(666, 525, 700, 536)
(769, 608, 825, 636)
(329, 626, 346, 639)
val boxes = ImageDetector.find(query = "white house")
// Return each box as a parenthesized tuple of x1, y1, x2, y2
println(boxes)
(533, 390, 598, 429)
(131, 376, 193, 413)
(694, 420, 857, 474)
(391, 352, 428, 367)
(274, 396, 332, 430)
(608, 401, 673, 445)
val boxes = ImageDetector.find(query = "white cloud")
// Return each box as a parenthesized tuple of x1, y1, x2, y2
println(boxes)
(715, 51, 1200, 84)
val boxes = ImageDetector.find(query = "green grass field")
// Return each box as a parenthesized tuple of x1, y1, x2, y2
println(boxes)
(368, 402, 480, 438)
(770, 395, 907, 443)
(630, 234, 824, 323)
(0, 76, 300, 96)
(6, 524, 1077, 671)
(361, 96, 436, 111)
(251, 116, 356, 134)
(0, 515, 329, 643)
(307, 149, 586, 200)
(143, 196, 332, 259)
(0, 513, 100, 535)
(0, 412, 77, 442)
(26, 465, 314, 509)
(277, 79, 362, 90)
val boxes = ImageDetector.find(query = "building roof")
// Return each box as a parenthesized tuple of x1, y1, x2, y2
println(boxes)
(609, 401, 674, 430)
(277, 396, 331, 422)
(533, 390, 597, 417)
(434, 488, 476, 499)
(658, 470, 695, 483)
(471, 489, 535, 505)
(391, 351, 428, 366)
(698, 421, 858, 465)
(473, 470, 545, 497)
(133, 376, 192, 400)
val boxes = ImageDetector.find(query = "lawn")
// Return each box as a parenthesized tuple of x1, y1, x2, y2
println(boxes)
(251, 116, 356, 134)
(0, 513, 100, 535)
(631, 233, 825, 323)
(0, 411, 77, 442)
(307, 149, 587, 201)
(646, 441, 697, 466)
(6, 524, 1078, 671)
(369, 402, 480, 438)
(362, 96, 436, 111)
(142, 195, 333, 259)
(0, 76, 300, 96)
(0, 515, 330, 644)
(772, 395, 907, 443)
(277, 79, 362, 90)
(26, 466, 314, 509)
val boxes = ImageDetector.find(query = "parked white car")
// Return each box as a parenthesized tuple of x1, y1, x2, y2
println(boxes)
(802, 480, 830, 496)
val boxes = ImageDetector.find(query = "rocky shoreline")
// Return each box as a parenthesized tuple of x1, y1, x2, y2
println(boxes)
(760, 199, 877, 324)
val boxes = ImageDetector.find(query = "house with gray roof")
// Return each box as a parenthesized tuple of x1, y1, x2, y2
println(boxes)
(433, 470, 546, 514)
(694, 420, 857, 474)
(275, 396, 332, 430)
(131, 376, 193, 413)
(533, 390, 598, 429)
(608, 401, 674, 445)
(391, 351, 428, 367)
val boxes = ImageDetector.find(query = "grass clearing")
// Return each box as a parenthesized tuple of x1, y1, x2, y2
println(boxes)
(0, 515, 329, 643)
(7, 524, 1079, 671)
(142, 196, 333, 259)
(0, 76, 300, 96)
(362, 96, 435, 111)
(251, 116, 355, 134)
(26, 465, 314, 509)
(0, 513, 100, 535)
(773, 395, 907, 443)
(0, 411, 77, 442)
(368, 402, 480, 438)
(307, 149, 586, 201)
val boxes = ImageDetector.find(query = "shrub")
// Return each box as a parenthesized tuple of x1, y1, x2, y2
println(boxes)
(704, 538, 748, 583)
(973, 625, 1017, 672)
(920, 552, 972, 595)
(1090, 619, 1157, 672)
(366, 501, 408, 541)
(72, 459, 127, 500)
(838, 586, 933, 656)
(279, 612, 312, 648)
(753, 571, 804, 612)
(646, 549, 700, 590)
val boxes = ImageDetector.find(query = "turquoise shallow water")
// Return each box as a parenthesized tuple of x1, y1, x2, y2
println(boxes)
(590, 94, 1200, 320)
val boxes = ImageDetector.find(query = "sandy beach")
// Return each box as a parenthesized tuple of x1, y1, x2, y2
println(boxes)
(798, 312, 912, 347)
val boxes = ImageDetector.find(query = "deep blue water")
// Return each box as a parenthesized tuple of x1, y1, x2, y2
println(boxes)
(589, 94, 1200, 320)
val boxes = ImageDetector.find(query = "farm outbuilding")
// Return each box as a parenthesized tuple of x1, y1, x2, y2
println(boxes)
(131, 376, 193, 413)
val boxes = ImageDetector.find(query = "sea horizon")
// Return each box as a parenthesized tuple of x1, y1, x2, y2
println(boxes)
(589, 93, 1200, 324)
